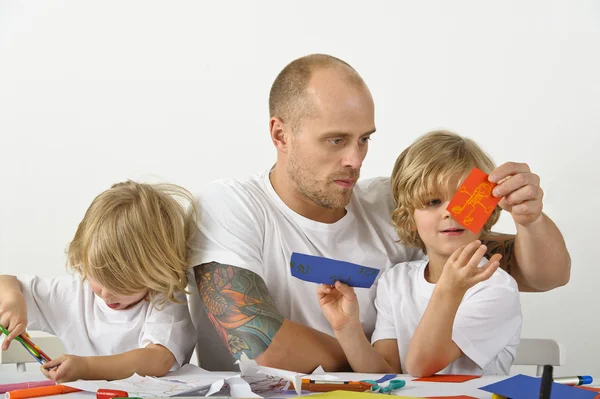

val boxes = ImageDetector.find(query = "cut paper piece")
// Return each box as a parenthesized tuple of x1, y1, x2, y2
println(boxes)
(64, 370, 227, 397)
(413, 375, 480, 383)
(290, 252, 380, 288)
(479, 374, 599, 399)
(446, 167, 501, 234)
(224, 375, 260, 398)
(303, 365, 339, 381)
(236, 353, 299, 395)
(307, 391, 423, 399)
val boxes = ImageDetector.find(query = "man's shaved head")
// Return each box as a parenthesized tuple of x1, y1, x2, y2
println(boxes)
(269, 54, 366, 131)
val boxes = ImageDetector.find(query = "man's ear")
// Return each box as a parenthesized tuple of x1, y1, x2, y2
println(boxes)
(270, 117, 291, 153)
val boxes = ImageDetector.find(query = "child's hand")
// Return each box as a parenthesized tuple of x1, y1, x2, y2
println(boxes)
(438, 240, 502, 296)
(0, 291, 28, 350)
(317, 281, 360, 332)
(41, 354, 89, 383)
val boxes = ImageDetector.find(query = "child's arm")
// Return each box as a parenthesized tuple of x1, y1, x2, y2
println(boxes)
(318, 282, 400, 373)
(41, 344, 175, 382)
(0, 275, 28, 349)
(405, 241, 502, 377)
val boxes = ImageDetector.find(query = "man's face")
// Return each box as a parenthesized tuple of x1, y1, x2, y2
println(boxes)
(286, 72, 376, 210)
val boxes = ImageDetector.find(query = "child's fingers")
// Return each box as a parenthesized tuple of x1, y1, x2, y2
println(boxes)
(6, 322, 25, 345)
(489, 253, 502, 266)
(447, 244, 467, 264)
(466, 244, 488, 269)
(40, 364, 52, 379)
(42, 356, 63, 370)
(316, 284, 332, 296)
(476, 259, 501, 283)
(456, 240, 482, 266)
(334, 281, 357, 302)
(52, 366, 67, 382)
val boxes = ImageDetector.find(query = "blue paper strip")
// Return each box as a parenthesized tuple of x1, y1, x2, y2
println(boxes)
(290, 252, 380, 288)
(479, 374, 598, 399)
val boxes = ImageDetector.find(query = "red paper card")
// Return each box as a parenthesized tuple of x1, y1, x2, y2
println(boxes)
(447, 167, 501, 234)
(413, 374, 481, 383)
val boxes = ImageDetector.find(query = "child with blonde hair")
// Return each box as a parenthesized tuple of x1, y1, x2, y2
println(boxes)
(0, 181, 197, 382)
(318, 130, 522, 376)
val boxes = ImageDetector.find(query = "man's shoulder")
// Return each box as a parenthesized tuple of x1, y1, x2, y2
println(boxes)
(195, 173, 272, 214)
(355, 176, 391, 197)
(198, 173, 266, 200)
(352, 176, 394, 214)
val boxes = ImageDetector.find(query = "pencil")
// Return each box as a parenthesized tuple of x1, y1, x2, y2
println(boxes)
(0, 326, 45, 364)
(18, 334, 52, 362)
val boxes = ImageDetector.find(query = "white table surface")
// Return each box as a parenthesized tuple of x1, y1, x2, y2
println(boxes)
(0, 371, 505, 398)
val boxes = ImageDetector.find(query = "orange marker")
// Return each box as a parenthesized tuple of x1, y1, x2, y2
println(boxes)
(6, 385, 80, 399)
(289, 379, 373, 392)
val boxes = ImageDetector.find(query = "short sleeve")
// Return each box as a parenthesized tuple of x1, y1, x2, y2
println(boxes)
(451, 282, 522, 370)
(17, 275, 79, 335)
(187, 180, 266, 277)
(371, 273, 397, 344)
(140, 292, 196, 369)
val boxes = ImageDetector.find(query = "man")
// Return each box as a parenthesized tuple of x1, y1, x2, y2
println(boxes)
(188, 54, 570, 372)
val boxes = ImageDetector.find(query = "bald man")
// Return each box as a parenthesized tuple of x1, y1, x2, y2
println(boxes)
(189, 54, 570, 372)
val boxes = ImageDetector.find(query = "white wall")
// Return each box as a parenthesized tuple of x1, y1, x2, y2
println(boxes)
(1, 0, 598, 377)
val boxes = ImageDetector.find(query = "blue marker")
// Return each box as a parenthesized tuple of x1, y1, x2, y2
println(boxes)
(553, 376, 593, 386)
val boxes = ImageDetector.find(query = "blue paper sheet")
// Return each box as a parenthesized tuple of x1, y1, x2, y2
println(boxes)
(290, 252, 380, 288)
(479, 374, 598, 399)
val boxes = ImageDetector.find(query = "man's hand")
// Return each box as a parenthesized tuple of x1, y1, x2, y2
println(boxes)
(41, 354, 89, 383)
(0, 291, 28, 350)
(489, 162, 543, 226)
(317, 281, 360, 332)
(438, 241, 502, 295)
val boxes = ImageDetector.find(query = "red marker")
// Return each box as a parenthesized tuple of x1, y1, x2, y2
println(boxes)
(96, 389, 128, 399)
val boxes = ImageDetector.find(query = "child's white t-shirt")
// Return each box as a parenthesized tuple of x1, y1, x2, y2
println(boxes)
(18, 275, 196, 369)
(371, 259, 522, 375)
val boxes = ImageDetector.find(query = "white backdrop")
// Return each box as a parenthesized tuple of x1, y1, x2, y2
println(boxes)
(1, 0, 599, 377)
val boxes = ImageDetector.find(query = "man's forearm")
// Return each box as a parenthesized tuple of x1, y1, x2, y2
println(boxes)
(195, 262, 349, 373)
(256, 319, 349, 372)
(514, 213, 570, 291)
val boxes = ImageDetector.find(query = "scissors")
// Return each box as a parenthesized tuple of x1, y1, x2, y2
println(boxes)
(361, 378, 406, 394)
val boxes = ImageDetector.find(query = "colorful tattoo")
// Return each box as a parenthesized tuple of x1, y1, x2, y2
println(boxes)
(194, 262, 284, 360)
(481, 233, 515, 275)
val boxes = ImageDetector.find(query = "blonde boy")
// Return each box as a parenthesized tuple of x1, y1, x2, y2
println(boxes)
(318, 131, 522, 376)
(0, 181, 196, 382)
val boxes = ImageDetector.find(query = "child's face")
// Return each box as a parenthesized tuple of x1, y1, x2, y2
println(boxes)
(87, 277, 149, 310)
(413, 176, 480, 261)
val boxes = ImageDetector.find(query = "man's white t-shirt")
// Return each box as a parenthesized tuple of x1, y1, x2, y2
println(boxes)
(188, 170, 423, 369)
(18, 275, 196, 369)
(371, 259, 522, 375)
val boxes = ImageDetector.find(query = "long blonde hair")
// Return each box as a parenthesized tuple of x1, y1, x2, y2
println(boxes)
(391, 130, 501, 251)
(68, 181, 197, 307)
